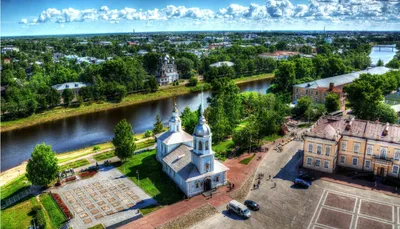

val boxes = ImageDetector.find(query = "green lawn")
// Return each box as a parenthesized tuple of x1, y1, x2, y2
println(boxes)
(118, 150, 183, 205)
(136, 138, 155, 150)
(87, 224, 106, 229)
(139, 204, 163, 215)
(0, 174, 31, 201)
(239, 154, 256, 165)
(262, 134, 282, 142)
(213, 139, 235, 161)
(0, 197, 37, 229)
(93, 151, 116, 161)
(39, 194, 66, 229)
(59, 158, 90, 171)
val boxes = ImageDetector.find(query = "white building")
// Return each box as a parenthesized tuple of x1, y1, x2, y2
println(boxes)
(210, 61, 235, 68)
(155, 55, 179, 86)
(1, 46, 19, 54)
(155, 103, 229, 197)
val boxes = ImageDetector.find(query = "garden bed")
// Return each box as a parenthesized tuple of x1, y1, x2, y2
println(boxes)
(51, 193, 73, 219)
(78, 171, 97, 179)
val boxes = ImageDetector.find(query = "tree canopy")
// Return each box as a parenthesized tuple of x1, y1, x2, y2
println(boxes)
(26, 143, 59, 187)
(112, 119, 136, 162)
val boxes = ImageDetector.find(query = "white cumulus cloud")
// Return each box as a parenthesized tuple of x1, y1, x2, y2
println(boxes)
(17, 1, 400, 29)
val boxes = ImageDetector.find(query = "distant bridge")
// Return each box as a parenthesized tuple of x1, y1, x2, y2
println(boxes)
(374, 45, 396, 51)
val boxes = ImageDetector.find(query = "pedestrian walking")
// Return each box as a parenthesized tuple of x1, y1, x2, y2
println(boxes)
(253, 184, 256, 189)
(257, 180, 261, 186)
(210, 192, 213, 198)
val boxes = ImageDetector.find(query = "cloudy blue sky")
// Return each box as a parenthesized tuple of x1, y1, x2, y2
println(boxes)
(2, 0, 400, 36)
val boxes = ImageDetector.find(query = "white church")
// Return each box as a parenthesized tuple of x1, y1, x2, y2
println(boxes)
(155, 102, 229, 197)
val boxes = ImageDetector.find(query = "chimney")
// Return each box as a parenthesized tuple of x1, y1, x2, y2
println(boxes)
(383, 123, 389, 136)
(329, 82, 334, 91)
(345, 117, 354, 131)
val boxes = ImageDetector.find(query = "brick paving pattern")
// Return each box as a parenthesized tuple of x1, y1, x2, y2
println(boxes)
(62, 179, 139, 225)
(309, 189, 400, 229)
(55, 167, 157, 229)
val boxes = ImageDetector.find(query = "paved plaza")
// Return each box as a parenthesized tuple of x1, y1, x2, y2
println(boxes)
(309, 189, 400, 229)
(57, 166, 157, 229)
(190, 136, 400, 229)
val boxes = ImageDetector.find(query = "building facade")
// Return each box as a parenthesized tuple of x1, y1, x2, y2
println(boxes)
(155, 102, 229, 197)
(155, 55, 179, 86)
(303, 116, 400, 179)
(293, 67, 392, 110)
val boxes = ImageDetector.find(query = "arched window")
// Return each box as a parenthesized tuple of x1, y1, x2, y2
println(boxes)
(205, 141, 209, 150)
(308, 143, 313, 153)
(199, 141, 203, 150)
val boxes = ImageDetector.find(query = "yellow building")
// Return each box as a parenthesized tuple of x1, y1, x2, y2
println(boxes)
(303, 116, 400, 179)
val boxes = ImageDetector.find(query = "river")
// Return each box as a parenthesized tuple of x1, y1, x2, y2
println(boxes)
(1, 79, 271, 171)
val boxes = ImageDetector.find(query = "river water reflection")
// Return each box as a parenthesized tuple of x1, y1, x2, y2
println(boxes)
(1, 79, 271, 171)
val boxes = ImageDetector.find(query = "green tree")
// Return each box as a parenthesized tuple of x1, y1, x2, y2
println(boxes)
(176, 57, 194, 78)
(143, 52, 161, 74)
(153, 114, 164, 134)
(112, 119, 136, 162)
(271, 60, 296, 93)
(145, 76, 159, 92)
(26, 143, 59, 187)
(293, 96, 311, 119)
(62, 88, 74, 106)
(180, 107, 198, 134)
(188, 76, 198, 86)
(374, 103, 398, 124)
(324, 93, 340, 112)
(377, 59, 384, 67)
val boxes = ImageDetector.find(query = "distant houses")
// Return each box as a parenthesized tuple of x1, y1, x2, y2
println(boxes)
(51, 82, 91, 95)
(1, 46, 19, 54)
(210, 61, 235, 68)
(292, 67, 392, 110)
(259, 51, 300, 60)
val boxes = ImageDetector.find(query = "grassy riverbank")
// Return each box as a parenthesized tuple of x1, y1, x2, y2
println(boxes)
(1, 73, 274, 133)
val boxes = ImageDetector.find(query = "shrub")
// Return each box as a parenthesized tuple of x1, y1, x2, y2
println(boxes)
(32, 205, 46, 228)
(144, 130, 153, 138)
(188, 76, 198, 86)
(93, 145, 101, 151)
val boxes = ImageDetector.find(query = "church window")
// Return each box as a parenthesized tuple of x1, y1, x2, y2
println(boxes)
(215, 175, 220, 182)
(205, 162, 210, 172)
(205, 141, 209, 150)
(199, 141, 203, 150)
(195, 182, 200, 189)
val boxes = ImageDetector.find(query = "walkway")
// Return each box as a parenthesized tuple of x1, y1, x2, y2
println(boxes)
(120, 145, 273, 229)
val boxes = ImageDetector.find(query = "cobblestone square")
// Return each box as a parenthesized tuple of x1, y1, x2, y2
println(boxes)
(57, 167, 157, 228)
(309, 190, 400, 229)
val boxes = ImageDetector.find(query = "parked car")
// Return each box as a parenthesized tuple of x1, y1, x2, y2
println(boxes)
(227, 200, 251, 219)
(294, 178, 311, 188)
(244, 200, 260, 211)
(298, 171, 315, 181)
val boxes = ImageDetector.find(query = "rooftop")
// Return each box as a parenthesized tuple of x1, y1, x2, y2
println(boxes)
(306, 116, 400, 143)
(210, 61, 235, 68)
(155, 130, 193, 145)
(294, 67, 392, 89)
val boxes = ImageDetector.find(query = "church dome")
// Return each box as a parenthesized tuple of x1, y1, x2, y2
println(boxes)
(193, 115, 211, 137)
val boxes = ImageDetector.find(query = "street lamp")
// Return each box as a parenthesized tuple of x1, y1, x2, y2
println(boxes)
(136, 169, 139, 184)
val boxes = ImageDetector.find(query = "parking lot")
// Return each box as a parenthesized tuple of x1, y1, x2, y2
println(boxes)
(190, 138, 400, 229)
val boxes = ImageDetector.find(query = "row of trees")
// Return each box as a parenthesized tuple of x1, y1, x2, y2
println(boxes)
(344, 71, 400, 123)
